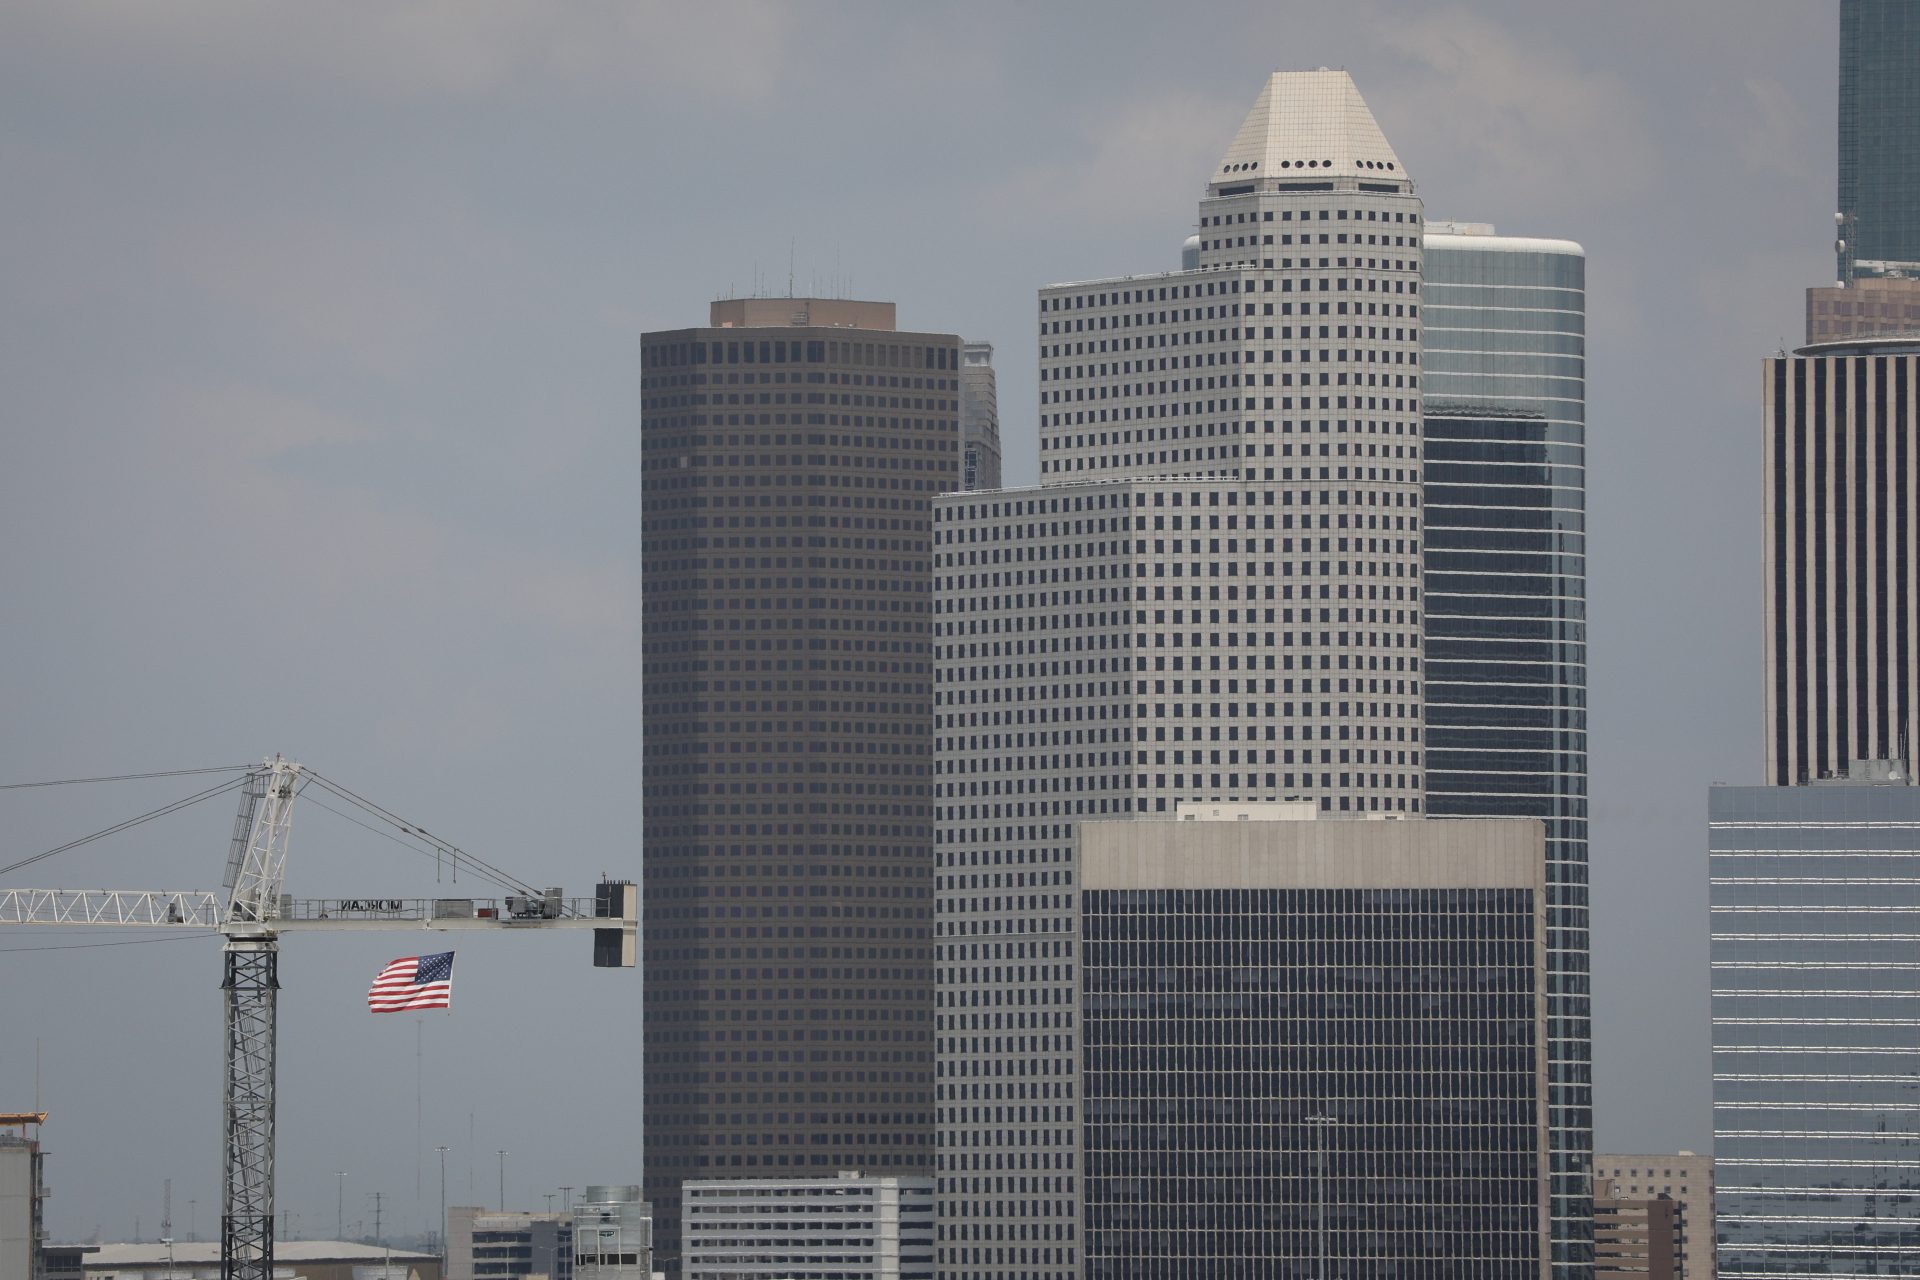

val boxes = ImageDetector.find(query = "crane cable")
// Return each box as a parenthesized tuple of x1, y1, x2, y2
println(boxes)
(0, 765, 255, 791)
(0, 773, 253, 880)
(298, 792, 531, 898)
(301, 771, 543, 898)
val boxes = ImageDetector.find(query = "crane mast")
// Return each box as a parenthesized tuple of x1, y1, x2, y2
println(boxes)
(220, 758, 298, 1280)
(0, 756, 636, 1280)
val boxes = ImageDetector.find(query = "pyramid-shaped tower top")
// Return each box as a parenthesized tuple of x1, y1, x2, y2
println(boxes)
(1210, 69, 1408, 194)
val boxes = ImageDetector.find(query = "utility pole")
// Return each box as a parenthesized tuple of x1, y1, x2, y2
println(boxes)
(545, 1193, 555, 1214)
(560, 1186, 573, 1214)
(188, 1199, 196, 1243)
(497, 1151, 509, 1212)
(336, 1172, 346, 1242)
(436, 1146, 450, 1259)
(370, 1191, 383, 1247)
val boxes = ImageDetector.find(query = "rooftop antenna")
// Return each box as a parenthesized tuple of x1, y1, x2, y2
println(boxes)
(788, 238, 796, 298)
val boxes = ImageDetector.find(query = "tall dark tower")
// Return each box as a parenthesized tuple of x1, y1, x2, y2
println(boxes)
(640, 298, 959, 1272)
(1839, 0, 1920, 277)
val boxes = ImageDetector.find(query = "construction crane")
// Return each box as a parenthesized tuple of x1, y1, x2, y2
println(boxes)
(0, 757, 637, 1280)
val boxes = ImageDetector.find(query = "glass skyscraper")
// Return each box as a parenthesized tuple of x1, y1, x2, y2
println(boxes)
(1709, 776, 1920, 1278)
(1840, 0, 1920, 274)
(1078, 812, 1551, 1280)
(1422, 223, 1591, 1273)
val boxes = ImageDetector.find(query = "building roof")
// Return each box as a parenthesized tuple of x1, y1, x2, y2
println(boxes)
(1211, 69, 1406, 190)
(1425, 228, 1587, 257)
(83, 1241, 436, 1266)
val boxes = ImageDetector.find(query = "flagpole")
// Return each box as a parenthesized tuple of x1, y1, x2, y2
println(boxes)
(416, 1017, 423, 1207)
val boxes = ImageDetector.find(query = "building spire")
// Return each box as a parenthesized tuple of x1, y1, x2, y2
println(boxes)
(1210, 69, 1408, 194)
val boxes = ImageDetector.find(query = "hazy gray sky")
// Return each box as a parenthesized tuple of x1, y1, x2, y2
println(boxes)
(0, 0, 1833, 1242)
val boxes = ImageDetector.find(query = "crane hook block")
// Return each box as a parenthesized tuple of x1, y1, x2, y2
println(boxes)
(593, 880, 638, 968)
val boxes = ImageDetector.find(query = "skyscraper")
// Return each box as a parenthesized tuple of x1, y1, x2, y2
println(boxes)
(1077, 810, 1552, 1280)
(640, 298, 959, 1269)
(1762, 337, 1920, 785)
(1423, 221, 1592, 1270)
(936, 68, 1429, 1280)
(1710, 772, 1920, 1278)
(960, 342, 1002, 491)
(1839, 0, 1920, 276)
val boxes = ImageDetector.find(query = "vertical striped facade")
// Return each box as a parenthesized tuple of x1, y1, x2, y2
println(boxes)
(1762, 341, 1920, 785)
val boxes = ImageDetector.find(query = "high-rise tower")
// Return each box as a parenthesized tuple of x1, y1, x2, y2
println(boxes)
(640, 298, 958, 1271)
(936, 69, 1431, 1280)
(1762, 337, 1920, 785)
(1839, 0, 1920, 278)
(1423, 221, 1592, 1273)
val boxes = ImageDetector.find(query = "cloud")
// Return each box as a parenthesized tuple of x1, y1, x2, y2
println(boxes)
(1368, 7, 1657, 210)
(979, 89, 1242, 231)
(1733, 76, 1817, 180)
(2, 1, 800, 104)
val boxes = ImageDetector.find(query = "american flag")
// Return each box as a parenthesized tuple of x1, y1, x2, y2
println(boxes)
(367, 951, 454, 1013)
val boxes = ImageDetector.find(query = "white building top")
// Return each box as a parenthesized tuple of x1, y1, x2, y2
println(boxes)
(1212, 69, 1407, 189)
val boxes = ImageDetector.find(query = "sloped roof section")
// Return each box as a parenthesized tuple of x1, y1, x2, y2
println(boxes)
(1212, 69, 1407, 189)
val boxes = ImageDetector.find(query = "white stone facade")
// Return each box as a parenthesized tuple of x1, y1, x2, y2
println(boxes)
(935, 69, 1427, 1280)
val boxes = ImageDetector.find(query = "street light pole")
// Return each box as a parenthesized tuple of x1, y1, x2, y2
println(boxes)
(497, 1151, 509, 1213)
(436, 1146, 450, 1259)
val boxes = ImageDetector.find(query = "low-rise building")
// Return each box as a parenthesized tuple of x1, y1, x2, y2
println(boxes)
(82, 1240, 440, 1280)
(445, 1209, 571, 1280)
(1593, 1179, 1684, 1280)
(1590, 1153, 1713, 1280)
(681, 1172, 933, 1280)
(570, 1187, 651, 1280)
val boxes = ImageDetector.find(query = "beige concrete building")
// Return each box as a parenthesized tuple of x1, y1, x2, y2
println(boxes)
(1806, 276, 1920, 343)
(1593, 1179, 1684, 1280)
(1592, 1153, 1714, 1280)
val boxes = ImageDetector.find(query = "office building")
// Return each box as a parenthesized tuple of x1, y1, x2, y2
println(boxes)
(1806, 275, 1920, 344)
(1710, 773, 1920, 1278)
(681, 1172, 934, 1280)
(960, 342, 1002, 491)
(1839, 0, 1920, 277)
(571, 1187, 652, 1280)
(446, 1208, 571, 1280)
(641, 298, 958, 1268)
(1761, 338, 1920, 785)
(43, 1244, 96, 1280)
(1591, 1182, 1682, 1280)
(1075, 809, 1551, 1279)
(1589, 1154, 1714, 1280)
(1423, 222, 1592, 1268)
(938, 68, 1434, 1280)
(0, 1112, 46, 1280)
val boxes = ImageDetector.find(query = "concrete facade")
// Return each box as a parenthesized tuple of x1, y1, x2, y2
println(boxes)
(1806, 276, 1920, 343)
(681, 1173, 934, 1280)
(1591, 1154, 1714, 1280)
(959, 342, 1001, 492)
(1592, 1183, 1682, 1280)
(936, 69, 1430, 1280)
